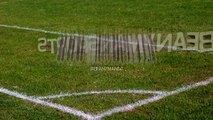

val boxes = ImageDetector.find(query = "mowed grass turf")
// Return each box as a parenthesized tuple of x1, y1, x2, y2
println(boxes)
(0, 0, 213, 32)
(0, 0, 213, 120)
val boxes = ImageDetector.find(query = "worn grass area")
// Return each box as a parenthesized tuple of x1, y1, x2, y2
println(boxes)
(49, 93, 151, 114)
(0, 93, 78, 120)
(104, 85, 213, 120)
(0, 0, 213, 120)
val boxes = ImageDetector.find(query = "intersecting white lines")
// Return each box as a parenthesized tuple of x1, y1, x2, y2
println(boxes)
(0, 77, 213, 120)
(37, 89, 168, 99)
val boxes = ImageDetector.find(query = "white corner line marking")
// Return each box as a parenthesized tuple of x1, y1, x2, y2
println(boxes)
(38, 90, 168, 99)
(0, 77, 213, 120)
(0, 87, 94, 119)
(92, 77, 213, 119)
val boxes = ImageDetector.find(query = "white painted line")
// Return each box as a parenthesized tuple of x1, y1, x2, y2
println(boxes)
(38, 90, 168, 99)
(0, 24, 74, 36)
(0, 24, 212, 53)
(93, 77, 213, 119)
(0, 24, 95, 39)
(0, 87, 94, 119)
(0, 77, 212, 120)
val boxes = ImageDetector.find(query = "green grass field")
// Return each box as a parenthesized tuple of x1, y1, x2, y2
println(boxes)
(0, 0, 213, 120)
